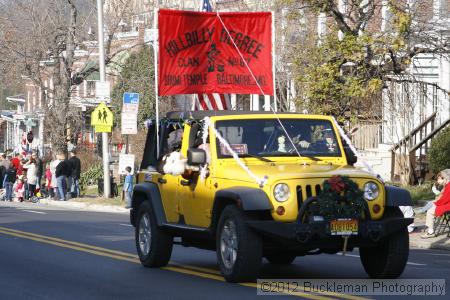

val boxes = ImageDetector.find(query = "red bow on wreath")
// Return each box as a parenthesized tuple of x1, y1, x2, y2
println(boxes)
(328, 175, 346, 193)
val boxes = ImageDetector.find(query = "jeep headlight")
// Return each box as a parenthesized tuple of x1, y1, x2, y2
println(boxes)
(274, 183, 290, 202)
(364, 182, 379, 200)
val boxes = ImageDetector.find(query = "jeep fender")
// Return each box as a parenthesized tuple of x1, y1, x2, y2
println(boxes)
(210, 187, 272, 232)
(384, 185, 413, 207)
(130, 182, 166, 227)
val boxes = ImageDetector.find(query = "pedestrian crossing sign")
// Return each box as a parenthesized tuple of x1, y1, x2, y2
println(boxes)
(91, 102, 114, 132)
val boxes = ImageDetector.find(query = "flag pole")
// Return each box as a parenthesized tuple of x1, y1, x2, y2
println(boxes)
(271, 10, 277, 112)
(154, 5, 160, 158)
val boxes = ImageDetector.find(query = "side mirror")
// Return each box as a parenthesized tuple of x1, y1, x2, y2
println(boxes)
(188, 148, 206, 166)
(344, 147, 357, 165)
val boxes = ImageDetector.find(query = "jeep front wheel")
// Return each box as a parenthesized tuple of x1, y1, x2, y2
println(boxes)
(135, 201, 173, 267)
(216, 205, 262, 282)
(359, 208, 409, 278)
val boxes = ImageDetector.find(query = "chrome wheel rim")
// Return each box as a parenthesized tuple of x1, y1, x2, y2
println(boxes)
(220, 219, 238, 269)
(138, 213, 152, 256)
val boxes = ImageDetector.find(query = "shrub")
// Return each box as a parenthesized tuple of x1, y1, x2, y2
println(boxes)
(403, 181, 435, 204)
(80, 163, 103, 191)
(429, 126, 450, 174)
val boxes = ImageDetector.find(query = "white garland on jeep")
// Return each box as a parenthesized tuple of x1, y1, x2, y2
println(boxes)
(199, 117, 268, 187)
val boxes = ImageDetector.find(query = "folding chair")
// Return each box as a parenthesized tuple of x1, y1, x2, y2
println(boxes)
(434, 211, 450, 237)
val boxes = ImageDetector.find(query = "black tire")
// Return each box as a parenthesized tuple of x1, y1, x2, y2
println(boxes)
(265, 252, 296, 265)
(135, 201, 173, 267)
(359, 207, 409, 278)
(216, 205, 262, 282)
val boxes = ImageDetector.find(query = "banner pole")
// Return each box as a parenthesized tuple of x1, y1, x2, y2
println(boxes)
(154, 6, 160, 158)
(271, 10, 277, 112)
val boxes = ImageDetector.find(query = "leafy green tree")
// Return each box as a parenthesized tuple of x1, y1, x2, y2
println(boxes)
(429, 127, 450, 174)
(282, 0, 449, 117)
(111, 46, 155, 127)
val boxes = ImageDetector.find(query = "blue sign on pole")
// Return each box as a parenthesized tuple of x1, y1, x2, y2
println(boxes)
(123, 92, 140, 105)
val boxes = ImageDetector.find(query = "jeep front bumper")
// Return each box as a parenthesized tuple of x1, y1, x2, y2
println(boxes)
(246, 217, 413, 250)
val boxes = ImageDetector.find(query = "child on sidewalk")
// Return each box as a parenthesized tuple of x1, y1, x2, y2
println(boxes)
(45, 163, 54, 198)
(15, 176, 25, 202)
(123, 166, 133, 209)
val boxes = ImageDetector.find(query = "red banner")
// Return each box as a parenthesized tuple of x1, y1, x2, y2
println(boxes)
(158, 9, 273, 96)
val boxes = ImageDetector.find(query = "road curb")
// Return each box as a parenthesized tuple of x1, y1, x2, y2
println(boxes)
(410, 234, 450, 251)
(39, 198, 129, 214)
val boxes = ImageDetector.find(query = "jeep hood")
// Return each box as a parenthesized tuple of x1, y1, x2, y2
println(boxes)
(213, 163, 376, 184)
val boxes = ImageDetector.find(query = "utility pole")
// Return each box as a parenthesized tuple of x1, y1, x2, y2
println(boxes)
(97, 0, 110, 198)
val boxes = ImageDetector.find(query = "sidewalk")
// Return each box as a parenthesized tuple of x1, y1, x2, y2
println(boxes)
(38, 197, 129, 214)
(409, 212, 450, 251)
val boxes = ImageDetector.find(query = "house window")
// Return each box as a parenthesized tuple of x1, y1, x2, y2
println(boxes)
(87, 81, 96, 97)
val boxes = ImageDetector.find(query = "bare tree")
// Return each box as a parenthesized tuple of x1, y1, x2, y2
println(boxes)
(0, 0, 139, 150)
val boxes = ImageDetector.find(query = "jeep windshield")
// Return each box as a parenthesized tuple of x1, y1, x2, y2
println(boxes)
(215, 118, 342, 158)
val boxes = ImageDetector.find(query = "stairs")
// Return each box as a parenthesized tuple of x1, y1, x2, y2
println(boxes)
(391, 112, 450, 184)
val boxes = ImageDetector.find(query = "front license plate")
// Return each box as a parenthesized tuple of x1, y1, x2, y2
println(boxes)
(330, 219, 358, 235)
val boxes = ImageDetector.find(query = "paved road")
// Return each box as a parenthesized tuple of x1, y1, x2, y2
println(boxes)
(0, 202, 449, 300)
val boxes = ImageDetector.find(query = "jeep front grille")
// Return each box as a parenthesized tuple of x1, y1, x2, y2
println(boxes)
(296, 184, 322, 208)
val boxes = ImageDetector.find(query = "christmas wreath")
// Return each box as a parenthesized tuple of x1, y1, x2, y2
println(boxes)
(316, 175, 366, 221)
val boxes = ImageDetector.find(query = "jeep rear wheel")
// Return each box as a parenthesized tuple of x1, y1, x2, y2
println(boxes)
(135, 201, 173, 267)
(265, 252, 296, 265)
(216, 205, 262, 282)
(359, 208, 409, 278)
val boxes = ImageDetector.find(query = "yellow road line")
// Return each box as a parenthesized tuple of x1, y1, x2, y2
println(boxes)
(0, 226, 137, 258)
(0, 229, 140, 264)
(0, 226, 367, 300)
(170, 262, 222, 275)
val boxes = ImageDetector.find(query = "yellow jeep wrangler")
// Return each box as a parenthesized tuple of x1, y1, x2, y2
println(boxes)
(130, 111, 413, 282)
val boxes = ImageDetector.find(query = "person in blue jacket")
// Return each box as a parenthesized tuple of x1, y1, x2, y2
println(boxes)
(124, 166, 133, 208)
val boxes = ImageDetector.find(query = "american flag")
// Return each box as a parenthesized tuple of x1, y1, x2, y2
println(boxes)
(194, 0, 232, 111)
(194, 94, 232, 110)
(202, 0, 212, 11)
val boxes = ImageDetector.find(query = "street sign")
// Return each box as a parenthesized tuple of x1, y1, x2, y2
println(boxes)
(123, 92, 139, 113)
(121, 113, 137, 135)
(95, 81, 111, 103)
(118, 154, 135, 175)
(123, 92, 140, 105)
(91, 102, 114, 133)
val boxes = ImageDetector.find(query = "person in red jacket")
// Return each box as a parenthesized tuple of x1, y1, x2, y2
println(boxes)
(10, 154, 21, 170)
(422, 169, 450, 238)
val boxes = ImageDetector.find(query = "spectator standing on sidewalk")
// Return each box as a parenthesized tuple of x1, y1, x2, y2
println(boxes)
(50, 156, 60, 199)
(3, 164, 16, 201)
(55, 151, 69, 201)
(422, 169, 450, 238)
(24, 157, 38, 200)
(124, 166, 133, 208)
(32, 152, 43, 189)
(68, 150, 81, 198)
(0, 154, 8, 189)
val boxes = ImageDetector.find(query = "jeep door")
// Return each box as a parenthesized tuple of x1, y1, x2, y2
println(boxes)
(177, 123, 213, 228)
